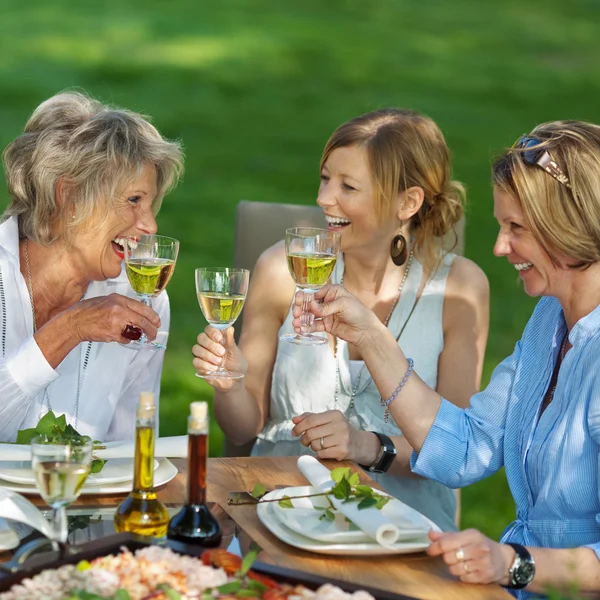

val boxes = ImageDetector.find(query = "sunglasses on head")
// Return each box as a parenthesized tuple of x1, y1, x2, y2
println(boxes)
(512, 135, 572, 189)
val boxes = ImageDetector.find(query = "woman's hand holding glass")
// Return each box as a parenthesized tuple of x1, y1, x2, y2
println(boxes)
(122, 234, 179, 350)
(64, 293, 161, 346)
(291, 283, 383, 347)
(281, 227, 341, 346)
(31, 436, 93, 545)
(195, 267, 250, 380)
(193, 325, 248, 390)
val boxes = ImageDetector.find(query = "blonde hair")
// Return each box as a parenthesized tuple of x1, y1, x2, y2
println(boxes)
(320, 108, 465, 271)
(493, 120, 600, 267)
(2, 91, 184, 244)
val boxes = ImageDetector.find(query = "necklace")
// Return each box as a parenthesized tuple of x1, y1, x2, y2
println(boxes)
(23, 239, 91, 428)
(333, 250, 414, 412)
(545, 332, 570, 408)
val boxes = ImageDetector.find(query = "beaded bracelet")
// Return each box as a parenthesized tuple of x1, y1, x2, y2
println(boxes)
(379, 358, 414, 423)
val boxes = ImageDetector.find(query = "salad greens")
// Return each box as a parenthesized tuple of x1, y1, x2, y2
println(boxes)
(16, 411, 107, 474)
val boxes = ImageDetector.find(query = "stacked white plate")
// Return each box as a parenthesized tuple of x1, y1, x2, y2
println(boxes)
(256, 485, 440, 556)
(0, 458, 178, 496)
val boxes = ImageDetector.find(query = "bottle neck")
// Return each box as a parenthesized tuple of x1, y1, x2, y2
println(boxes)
(133, 416, 156, 492)
(187, 432, 207, 505)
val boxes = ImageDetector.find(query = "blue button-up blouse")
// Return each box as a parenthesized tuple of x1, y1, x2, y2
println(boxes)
(411, 296, 600, 598)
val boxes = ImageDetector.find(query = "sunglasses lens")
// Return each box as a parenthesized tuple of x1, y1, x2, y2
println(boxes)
(519, 138, 541, 165)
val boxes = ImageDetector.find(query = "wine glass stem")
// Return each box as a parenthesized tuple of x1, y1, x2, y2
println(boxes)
(52, 506, 68, 544)
(300, 292, 315, 336)
(217, 327, 230, 374)
(137, 296, 151, 343)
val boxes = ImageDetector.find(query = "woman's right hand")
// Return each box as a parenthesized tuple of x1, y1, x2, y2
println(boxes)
(65, 293, 160, 344)
(291, 284, 381, 347)
(192, 326, 247, 391)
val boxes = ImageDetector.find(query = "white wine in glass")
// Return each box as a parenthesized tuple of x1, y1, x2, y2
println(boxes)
(122, 234, 180, 350)
(195, 267, 249, 380)
(31, 436, 93, 544)
(281, 227, 341, 345)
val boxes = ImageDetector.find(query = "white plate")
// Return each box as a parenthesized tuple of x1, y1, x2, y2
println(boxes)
(257, 487, 439, 555)
(0, 458, 159, 486)
(0, 458, 177, 496)
(269, 486, 431, 544)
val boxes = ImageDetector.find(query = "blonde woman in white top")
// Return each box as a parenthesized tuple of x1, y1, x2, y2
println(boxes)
(193, 108, 489, 530)
(0, 91, 183, 442)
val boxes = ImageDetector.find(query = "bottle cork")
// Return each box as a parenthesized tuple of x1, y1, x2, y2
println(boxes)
(137, 392, 156, 420)
(189, 401, 208, 433)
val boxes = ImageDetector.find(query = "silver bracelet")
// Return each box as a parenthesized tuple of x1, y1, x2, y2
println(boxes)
(380, 358, 414, 423)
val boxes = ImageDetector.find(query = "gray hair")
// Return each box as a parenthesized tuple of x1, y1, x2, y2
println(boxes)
(2, 91, 184, 244)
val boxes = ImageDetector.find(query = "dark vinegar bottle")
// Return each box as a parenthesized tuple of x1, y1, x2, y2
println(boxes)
(167, 401, 222, 546)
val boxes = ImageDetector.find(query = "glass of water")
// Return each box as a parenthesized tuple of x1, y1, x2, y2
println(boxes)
(31, 436, 93, 543)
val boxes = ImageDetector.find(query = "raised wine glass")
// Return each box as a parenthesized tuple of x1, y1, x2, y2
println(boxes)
(122, 234, 179, 350)
(280, 227, 341, 346)
(195, 267, 250, 380)
(31, 436, 93, 544)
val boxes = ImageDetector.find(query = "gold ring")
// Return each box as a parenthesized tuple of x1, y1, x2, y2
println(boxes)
(455, 547, 465, 562)
(320, 437, 325, 450)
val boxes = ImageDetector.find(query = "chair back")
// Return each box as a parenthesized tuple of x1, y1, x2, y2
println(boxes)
(234, 200, 326, 274)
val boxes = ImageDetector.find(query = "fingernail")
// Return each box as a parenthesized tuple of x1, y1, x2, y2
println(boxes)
(217, 347, 225, 356)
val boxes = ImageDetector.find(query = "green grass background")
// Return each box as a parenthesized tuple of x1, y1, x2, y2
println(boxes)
(2, 0, 600, 541)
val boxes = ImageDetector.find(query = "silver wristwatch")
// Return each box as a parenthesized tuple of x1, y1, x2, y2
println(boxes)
(507, 543, 535, 589)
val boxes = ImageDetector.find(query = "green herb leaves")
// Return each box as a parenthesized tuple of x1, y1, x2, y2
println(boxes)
(16, 411, 106, 474)
(274, 468, 390, 517)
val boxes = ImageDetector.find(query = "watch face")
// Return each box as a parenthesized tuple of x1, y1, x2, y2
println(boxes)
(514, 560, 535, 585)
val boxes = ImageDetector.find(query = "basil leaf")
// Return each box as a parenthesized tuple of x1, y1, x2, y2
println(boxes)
(348, 472, 360, 486)
(357, 496, 378, 510)
(251, 483, 267, 499)
(90, 459, 107, 474)
(278, 496, 294, 509)
(239, 541, 261, 576)
(354, 485, 373, 497)
(15, 428, 38, 444)
(330, 467, 350, 482)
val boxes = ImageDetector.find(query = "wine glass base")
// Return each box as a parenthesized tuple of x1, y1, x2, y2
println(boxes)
(195, 371, 245, 380)
(119, 340, 166, 351)
(279, 333, 328, 346)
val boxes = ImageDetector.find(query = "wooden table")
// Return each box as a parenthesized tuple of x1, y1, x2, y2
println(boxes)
(31, 456, 511, 600)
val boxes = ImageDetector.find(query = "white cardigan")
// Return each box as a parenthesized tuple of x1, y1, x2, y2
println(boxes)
(0, 216, 170, 442)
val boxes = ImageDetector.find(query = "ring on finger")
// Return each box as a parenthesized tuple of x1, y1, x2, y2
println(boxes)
(320, 437, 325, 450)
(455, 547, 465, 562)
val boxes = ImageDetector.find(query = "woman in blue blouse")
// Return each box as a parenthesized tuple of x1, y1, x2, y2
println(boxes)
(292, 120, 600, 598)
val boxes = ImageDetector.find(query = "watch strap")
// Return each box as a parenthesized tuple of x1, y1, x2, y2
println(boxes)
(358, 432, 396, 473)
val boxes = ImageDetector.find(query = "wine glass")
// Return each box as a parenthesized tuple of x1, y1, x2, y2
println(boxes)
(280, 227, 341, 346)
(195, 267, 250, 379)
(122, 234, 180, 350)
(31, 436, 93, 544)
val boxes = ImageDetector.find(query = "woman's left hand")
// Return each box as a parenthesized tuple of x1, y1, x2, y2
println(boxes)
(291, 410, 368, 461)
(427, 529, 515, 585)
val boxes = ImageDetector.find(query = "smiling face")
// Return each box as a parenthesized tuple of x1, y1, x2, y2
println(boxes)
(317, 145, 399, 254)
(69, 162, 159, 281)
(493, 185, 575, 298)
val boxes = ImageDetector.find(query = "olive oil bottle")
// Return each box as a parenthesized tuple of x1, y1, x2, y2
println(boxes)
(167, 401, 221, 546)
(114, 392, 169, 537)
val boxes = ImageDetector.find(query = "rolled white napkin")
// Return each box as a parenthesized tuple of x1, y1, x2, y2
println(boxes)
(297, 455, 400, 547)
(0, 435, 188, 462)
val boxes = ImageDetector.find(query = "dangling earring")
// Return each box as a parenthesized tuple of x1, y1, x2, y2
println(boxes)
(390, 233, 408, 266)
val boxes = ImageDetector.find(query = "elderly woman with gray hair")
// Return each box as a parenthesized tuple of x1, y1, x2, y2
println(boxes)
(0, 91, 183, 442)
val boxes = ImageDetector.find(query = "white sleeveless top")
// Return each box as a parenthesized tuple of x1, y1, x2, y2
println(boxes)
(251, 252, 458, 531)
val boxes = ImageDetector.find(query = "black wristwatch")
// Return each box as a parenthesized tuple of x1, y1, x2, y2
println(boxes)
(358, 432, 396, 473)
(506, 543, 535, 589)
